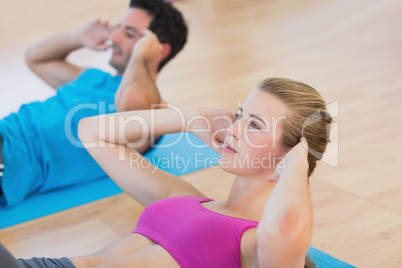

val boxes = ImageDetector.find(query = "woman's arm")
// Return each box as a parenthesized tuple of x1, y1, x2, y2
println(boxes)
(78, 107, 206, 207)
(78, 106, 234, 207)
(257, 139, 312, 268)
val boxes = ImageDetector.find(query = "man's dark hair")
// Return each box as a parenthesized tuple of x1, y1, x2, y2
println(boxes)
(130, 0, 188, 71)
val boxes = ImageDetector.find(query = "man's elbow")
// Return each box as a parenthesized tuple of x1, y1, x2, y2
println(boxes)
(25, 47, 37, 70)
(116, 90, 159, 112)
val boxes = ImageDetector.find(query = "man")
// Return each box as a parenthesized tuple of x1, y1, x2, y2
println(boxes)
(0, 0, 187, 207)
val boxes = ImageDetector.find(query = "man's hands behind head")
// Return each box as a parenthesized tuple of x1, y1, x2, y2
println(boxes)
(132, 29, 165, 64)
(78, 18, 115, 50)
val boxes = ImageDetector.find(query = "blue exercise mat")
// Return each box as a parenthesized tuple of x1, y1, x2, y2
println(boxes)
(0, 133, 219, 229)
(0, 133, 355, 267)
(307, 247, 356, 267)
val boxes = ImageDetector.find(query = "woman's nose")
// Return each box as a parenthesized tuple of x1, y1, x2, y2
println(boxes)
(227, 120, 241, 140)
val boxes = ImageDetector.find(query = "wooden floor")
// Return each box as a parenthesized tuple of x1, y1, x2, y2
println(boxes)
(1, 0, 402, 267)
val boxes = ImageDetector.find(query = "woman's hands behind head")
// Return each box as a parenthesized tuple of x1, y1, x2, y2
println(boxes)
(269, 137, 309, 183)
(186, 107, 235, 154)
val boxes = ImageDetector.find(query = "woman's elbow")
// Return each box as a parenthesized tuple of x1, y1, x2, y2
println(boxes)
(77, 118, 86, 140)
(281, 211, 312, 241)
(259, 211, 312, 249)
(77, 117, 95, 144)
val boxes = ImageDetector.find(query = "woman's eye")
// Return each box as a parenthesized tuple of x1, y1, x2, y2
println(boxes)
(250, 121, 260, 129)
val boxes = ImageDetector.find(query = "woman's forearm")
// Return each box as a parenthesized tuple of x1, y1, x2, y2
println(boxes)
(78, 107, 194, 146)
(77, 107, 206, 206)
(262, 163, 312, 232)
(257, 162, 312, 267)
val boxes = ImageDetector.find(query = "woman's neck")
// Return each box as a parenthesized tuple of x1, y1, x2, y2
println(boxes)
(223, 174, 276, 221)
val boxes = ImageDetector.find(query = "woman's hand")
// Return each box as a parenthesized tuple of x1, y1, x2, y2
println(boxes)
(186, 107, 235, 154)
(269, 137, 309, 182)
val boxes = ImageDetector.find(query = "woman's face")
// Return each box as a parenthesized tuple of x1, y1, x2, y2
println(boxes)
(219, 89, 290, 177)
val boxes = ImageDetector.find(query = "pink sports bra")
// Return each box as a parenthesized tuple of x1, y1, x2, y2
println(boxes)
(133, 195, 259, 268)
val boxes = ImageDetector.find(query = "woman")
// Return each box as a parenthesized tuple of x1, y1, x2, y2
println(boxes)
(15, 78, 331, 267)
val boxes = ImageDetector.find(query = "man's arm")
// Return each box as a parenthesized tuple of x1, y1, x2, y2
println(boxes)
(115, 30, 169, 112)
(26, 19, 113, 89)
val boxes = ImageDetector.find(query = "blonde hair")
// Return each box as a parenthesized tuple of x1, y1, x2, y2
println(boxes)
(257, 78, 332, 177)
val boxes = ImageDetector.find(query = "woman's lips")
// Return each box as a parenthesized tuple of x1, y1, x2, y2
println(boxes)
(223, 143, 237, 153)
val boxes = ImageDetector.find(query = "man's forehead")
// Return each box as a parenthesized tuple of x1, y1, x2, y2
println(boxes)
(120, 7, 154, 28)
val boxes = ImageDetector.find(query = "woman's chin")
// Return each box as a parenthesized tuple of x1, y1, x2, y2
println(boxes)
(219, 158, 273, 178)
(219, 160, 251, 176)
(219, 158, 238, 174)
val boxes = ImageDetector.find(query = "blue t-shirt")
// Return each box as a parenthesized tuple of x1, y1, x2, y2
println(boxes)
(0, 69, 122, 207)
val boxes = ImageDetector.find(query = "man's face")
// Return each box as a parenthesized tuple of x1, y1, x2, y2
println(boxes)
(109, 8, 153, 74)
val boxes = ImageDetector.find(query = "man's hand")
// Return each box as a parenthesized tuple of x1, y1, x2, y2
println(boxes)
(132, 29, 164, 64)
(78, 19, 115, 50)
